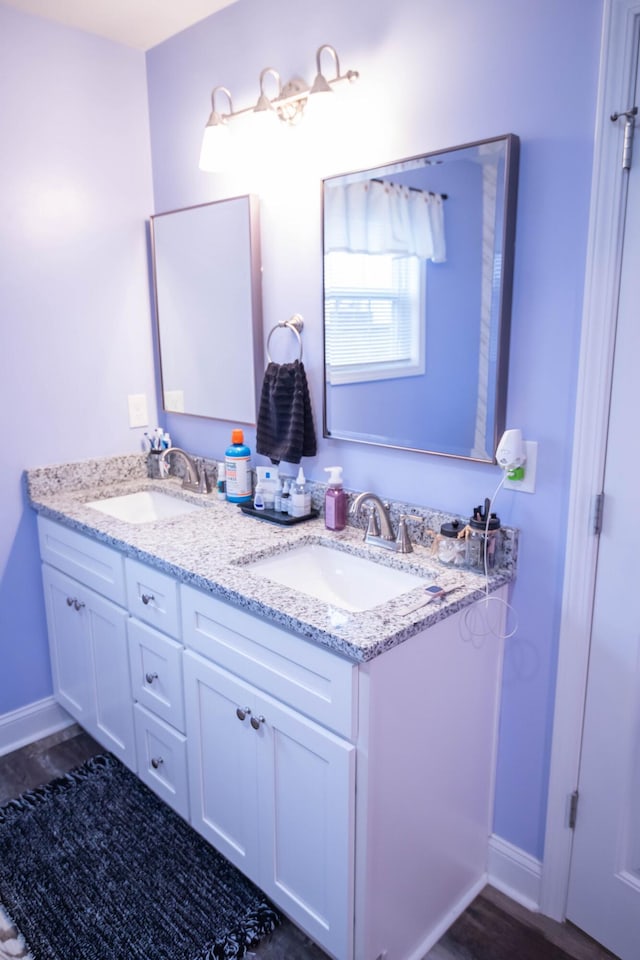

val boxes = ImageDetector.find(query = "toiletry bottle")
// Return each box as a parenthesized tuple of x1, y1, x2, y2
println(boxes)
(324, 466, 346, 531)
(253, 480, 265, 511)
(216, 462, 226, 500)
(280, 480, 290, 514)
(273, 476, 283, 512)
(290, 467, 311, 518)
(225, 429, 252, 503)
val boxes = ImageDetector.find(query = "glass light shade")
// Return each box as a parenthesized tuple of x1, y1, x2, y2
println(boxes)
(198, 120, 234, 172)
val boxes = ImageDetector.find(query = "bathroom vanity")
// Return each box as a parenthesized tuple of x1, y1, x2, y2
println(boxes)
(28, 455, 514, 960)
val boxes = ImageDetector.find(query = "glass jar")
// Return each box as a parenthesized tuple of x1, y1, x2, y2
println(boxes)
(466, 514, 502, 571)
(435, 520, 467, 566)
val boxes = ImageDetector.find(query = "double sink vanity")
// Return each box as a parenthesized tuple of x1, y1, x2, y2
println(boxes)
(27, 452, 515, 960)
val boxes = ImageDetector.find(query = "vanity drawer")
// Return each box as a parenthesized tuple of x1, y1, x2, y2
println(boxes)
(133, 704, 189, 819)
(128, 618, 185, 732)
(37, 516, 125, 605)
(181, 585, 357, 740)
(125, 558, 180, 638)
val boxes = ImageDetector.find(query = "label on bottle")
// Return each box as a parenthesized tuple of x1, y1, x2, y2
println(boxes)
(290, 489, 311, 518)
(225, 455, 251, 498)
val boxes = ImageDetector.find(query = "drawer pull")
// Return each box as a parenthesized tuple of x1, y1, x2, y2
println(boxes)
(145, 672, 159, 685)
(250, 715, 265, 730)
(73, 599, 85, 611)
(151, 757, 164, 769)
(66, 597, 74, 606)
(141, 593, 155, 606)
(236, 706, 251, 721)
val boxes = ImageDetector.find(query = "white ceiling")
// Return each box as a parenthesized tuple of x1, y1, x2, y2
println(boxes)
(3, 0, 239, 50)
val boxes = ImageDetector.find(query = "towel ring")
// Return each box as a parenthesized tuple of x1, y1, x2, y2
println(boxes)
(266, 314, 304, 363)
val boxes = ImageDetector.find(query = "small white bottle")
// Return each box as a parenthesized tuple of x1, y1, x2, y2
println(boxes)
(290, 467, 311, 518)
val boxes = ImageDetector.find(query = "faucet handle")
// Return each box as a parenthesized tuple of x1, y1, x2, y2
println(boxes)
(364, 504, 381, 539)
(396, 514, 422, 554)
(196, 458, 212, 494)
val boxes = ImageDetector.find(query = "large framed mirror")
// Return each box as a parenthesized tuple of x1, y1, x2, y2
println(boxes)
(150, 195, 263, 424)
(322, 134, 519, 462)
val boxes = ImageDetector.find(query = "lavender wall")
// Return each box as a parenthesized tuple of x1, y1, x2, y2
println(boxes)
(0, 5, 155, 714)
(146, 0, 602, 858)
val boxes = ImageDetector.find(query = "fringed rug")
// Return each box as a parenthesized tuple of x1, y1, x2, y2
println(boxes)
(0, 754, 281, 960)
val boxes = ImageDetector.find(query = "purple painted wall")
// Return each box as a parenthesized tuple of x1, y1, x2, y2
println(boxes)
(146, 0, 602, 858)
(0, 0, 602, 865)
(0, 6, 155, 713)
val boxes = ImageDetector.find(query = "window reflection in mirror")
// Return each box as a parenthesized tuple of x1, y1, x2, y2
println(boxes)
(322, 135, 519, 462)
(150, 195, 263, 424)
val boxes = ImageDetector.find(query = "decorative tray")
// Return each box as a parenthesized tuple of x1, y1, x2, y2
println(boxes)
(239, 504, 319, 526)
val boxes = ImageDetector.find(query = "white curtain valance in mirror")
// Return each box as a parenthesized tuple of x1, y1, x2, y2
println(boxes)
(324, 179, 447, 260)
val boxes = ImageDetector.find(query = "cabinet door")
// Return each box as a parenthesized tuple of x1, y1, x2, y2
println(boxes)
(42, 564, 93, 724)
(184, 650, 355, 960)
(183, 651, 260, 879)
(254, 691, 355, 960)
(41, 563, 135, 770)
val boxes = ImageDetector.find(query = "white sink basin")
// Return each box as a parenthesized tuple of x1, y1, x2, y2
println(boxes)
(86, 490, 202, 524)
(246, 542, 425, 612)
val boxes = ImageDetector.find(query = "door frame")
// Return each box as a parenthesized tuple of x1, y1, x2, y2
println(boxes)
(540, 0, 640, 921)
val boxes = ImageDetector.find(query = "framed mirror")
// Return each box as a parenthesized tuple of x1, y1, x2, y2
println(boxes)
(322, 134, 519, 462)
(150, 195, 263, 424)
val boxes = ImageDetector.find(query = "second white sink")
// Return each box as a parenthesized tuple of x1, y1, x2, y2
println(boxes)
(86, 490, 202, 524)
(246, 542, 425, 612)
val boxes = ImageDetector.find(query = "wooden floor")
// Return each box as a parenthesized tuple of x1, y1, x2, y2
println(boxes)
(0, 728, 619, 960)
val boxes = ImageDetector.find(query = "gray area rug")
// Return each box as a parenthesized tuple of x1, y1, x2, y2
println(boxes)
(0, 754, 281, 959)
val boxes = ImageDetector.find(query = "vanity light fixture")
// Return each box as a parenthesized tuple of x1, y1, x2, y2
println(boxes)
(199, 44, 359, 172)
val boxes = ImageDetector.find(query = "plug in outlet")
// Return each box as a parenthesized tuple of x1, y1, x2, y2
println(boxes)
(504, 440, 538, 493)
(128, 393, 148, 428)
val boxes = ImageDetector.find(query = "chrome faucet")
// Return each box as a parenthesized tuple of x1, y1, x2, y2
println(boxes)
(159, 447, 211, 494)
(350, 492, 417, 554)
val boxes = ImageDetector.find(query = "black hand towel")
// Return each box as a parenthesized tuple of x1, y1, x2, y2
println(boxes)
(256, 359, 317, 465)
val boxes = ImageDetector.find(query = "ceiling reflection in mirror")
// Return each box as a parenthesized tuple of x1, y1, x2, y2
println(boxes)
(322, 135, 519, 462)
(150, 195, 263, 424)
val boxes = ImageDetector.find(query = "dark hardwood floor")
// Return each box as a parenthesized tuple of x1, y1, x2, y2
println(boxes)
(0, 729, 620, 960)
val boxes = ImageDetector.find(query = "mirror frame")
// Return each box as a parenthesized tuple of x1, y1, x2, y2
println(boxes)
(321, 134, 520, 463)
(150, 194, 263, 425)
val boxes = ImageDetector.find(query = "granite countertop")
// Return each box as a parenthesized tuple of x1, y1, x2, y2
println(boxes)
(26, 454, 515, 663)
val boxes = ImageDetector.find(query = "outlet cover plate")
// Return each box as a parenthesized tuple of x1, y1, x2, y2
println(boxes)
(128, 393, 148, 428)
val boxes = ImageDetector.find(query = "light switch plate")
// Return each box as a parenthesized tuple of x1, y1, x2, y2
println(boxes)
(504, 440, 538, 493)
(128, 393, 148, 428)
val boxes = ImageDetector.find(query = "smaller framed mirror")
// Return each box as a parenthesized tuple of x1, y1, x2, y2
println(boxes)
(150, 195, 263, 424)
(322, 134, 519, 462)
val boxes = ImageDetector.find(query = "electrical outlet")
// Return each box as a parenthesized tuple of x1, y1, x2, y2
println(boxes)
(504, 440, 538, 493)
(128, 393, 148, 428)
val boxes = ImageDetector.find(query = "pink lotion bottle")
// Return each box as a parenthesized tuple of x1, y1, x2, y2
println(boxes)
(324, 466, 347, 531)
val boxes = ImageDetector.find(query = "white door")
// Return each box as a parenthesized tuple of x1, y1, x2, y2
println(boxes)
(565, 89, 640, 957)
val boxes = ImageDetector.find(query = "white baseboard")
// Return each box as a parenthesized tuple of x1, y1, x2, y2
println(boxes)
(487, 834, 543, 912)
(0, 697, 74, 757)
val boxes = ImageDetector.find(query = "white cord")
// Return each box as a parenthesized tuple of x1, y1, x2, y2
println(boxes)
(461, 472, 518, 645)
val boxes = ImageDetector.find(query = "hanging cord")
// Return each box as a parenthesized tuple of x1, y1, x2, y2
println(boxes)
(461, 472, 518, 646)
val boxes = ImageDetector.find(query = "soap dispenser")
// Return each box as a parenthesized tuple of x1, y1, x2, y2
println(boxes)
(324, 466, 346, 531)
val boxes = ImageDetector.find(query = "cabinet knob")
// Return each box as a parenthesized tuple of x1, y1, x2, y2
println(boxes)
(66, 596, 74, 606)
(141, 593, 155, 606)
(73, 599, 85, 611)
(145, 672, 158, 685)
(236, 706, 251, 721)
(250, 715, 265, 730)
(151, 757, 164, 769)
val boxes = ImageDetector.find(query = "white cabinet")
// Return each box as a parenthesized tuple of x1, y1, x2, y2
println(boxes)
(183, 649, 355, 959)
(37, 514, 506, 960)
(40, 548, 135, 769)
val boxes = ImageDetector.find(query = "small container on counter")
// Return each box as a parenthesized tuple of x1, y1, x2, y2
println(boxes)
(433, 519, 467, 566)
(216, 462, 226, 500)
(465, 500, 502, 571)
